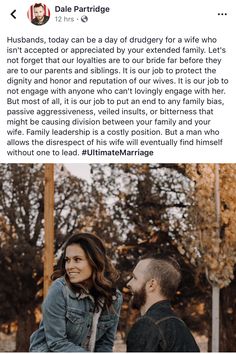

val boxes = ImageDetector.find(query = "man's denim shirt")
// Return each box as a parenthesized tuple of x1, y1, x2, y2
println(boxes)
(29, 277, 122, 352)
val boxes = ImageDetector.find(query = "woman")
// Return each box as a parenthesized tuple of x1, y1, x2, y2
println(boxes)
(30, 232, 122, 352)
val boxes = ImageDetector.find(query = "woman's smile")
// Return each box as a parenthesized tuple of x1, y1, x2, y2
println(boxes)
(65, 244, 93, 284)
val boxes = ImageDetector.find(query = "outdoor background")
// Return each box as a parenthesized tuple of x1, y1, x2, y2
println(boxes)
(0, 163, 235, 352)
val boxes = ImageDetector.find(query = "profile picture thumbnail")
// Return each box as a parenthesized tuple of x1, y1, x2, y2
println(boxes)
(28, 3, 50, 25)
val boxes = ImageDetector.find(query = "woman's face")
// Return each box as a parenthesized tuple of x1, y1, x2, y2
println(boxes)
(65, 244, 93, 284)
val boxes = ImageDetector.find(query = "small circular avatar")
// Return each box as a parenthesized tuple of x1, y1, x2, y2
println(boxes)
(29, 3, 50, 25)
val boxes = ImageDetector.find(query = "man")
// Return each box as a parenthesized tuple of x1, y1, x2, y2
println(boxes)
(126, 256, 200, 352)
(31, 3, 49, 25)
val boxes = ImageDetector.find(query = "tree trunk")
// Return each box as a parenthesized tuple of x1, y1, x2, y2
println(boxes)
(207, 303, 212, 352)
(219, 277, 236, 351)
(16, 308, 37, 352)
(212, 286, 220, 351)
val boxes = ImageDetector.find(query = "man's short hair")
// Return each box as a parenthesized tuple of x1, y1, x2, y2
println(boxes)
(143, 256, 181, 299)
(34, 3, 44, 9)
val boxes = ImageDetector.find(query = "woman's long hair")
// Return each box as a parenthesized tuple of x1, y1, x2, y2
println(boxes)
(51, 232, 119, 308)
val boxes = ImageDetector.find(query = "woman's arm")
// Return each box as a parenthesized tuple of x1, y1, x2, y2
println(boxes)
(43, 280, 86, 352)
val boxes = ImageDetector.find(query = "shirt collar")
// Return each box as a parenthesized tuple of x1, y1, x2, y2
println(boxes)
(145, 299, 171, 314)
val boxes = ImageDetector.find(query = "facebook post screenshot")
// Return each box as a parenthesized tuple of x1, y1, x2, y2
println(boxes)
(0, 1, 236, 353)
(0, 0, 235, 163)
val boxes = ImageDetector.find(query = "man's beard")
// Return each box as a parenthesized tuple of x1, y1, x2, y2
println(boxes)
(131, 284, 147, 310)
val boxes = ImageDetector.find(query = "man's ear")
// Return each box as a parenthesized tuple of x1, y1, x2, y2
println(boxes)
(146, 278, 158, 292)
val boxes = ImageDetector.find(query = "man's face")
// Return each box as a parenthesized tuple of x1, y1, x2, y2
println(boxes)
(127, 260, 150, 310)
(131, 283, 147, 310)
(34, 6, 44, 21)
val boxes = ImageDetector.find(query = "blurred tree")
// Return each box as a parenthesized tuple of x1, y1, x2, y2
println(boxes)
(54, 164, 92, 248)
(0, 164, 90, 351)
(180, 164, 236, 351)
(0, 164, 44, 351)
